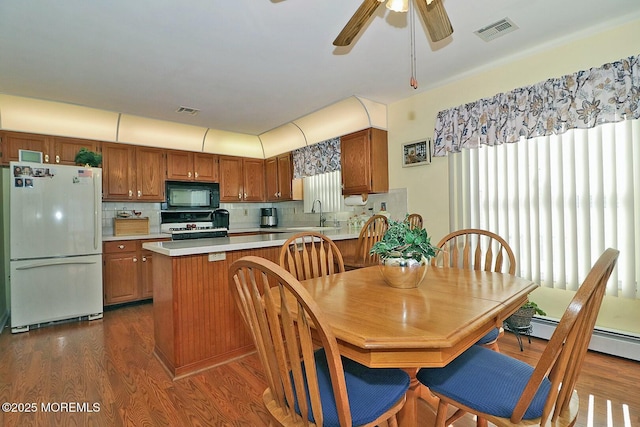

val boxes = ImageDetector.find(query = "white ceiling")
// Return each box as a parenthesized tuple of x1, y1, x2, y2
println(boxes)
(1, 0, 639, 137)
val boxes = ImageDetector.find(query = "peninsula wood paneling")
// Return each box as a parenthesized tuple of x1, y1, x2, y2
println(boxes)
(153, 246, 281, 378)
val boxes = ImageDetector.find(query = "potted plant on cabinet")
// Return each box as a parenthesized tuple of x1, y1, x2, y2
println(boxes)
(74, 148, 102, 167)
(369, 217, 439, 289)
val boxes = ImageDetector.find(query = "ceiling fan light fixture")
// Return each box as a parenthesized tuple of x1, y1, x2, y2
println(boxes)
(386, 0, 409, 13)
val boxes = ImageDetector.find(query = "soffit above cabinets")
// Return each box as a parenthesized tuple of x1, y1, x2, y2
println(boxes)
(0, 94, 386, 158)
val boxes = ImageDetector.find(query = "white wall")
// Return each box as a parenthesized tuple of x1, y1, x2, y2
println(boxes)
(386, 18, 640, 334)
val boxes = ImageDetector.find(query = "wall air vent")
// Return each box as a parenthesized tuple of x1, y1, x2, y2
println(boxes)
(176, 106, 200, 115)
(474, 17, 519, 42)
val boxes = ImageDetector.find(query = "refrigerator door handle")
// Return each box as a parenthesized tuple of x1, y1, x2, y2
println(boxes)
(94, 173, 100, 250)
(16, 259, 98, 270)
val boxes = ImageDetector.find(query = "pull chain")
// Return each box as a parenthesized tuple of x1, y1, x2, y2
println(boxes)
(409, 0, 418, 89)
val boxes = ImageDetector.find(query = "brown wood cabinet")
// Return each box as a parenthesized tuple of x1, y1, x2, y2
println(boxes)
(219, 155, 265, 202)
(103, 238, 169, 305)
(166, 150, 219, 182)
(340, 128, 388, 195)
(102, 142, 165, 201)
(0, 131, 100, 166)
(265, 153, 293, 201)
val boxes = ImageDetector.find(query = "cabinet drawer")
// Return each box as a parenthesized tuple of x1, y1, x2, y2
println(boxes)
(103, 240, 140, 253)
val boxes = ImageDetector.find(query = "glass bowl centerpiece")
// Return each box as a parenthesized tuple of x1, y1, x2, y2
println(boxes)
(369, 218, 438, 289)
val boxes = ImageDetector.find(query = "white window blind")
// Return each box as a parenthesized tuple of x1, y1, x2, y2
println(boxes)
(449, 119, 640, 298)
(303, 170, 345, 213)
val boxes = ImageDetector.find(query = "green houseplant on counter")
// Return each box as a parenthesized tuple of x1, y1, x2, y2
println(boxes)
(369, 217, 439, 289)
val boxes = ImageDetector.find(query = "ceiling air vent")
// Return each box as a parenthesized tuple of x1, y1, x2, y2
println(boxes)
(176, 106, 200, 115)
(474, 18, 518, 42)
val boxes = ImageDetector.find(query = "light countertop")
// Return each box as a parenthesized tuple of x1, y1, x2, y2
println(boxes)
(141, 227, 359, 257)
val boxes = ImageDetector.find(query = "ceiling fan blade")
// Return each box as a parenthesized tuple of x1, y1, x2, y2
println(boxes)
(333, 0, 383, 47)
(415, 0, 453, 42)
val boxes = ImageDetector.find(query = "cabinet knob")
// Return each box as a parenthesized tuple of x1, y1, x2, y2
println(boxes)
(137, 190, 142, 198)
(55, 155, 60, 163)
(188, 171, 192, 178)
(238, 193, 242, 200)
(129, 190, 133, 197)
(44, 154, 50, 163)
(118, 245, 125, 249)
(195, 172, 199, 178)
(142, 256, 147, 262)
(133, 257, 138, 263)
(244, 193, 247, 199)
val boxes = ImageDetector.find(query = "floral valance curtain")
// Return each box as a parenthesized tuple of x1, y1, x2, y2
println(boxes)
(292, 137, 341, 179)
(433, 54, 640, 156)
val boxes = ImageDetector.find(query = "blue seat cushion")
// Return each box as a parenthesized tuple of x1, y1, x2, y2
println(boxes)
(416, 345, 552, 420)
(291, 349, 410, 426)
(475, 327, 500, 345)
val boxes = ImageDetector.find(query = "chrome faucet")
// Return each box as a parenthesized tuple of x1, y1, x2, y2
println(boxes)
(311, 199, 325, 227)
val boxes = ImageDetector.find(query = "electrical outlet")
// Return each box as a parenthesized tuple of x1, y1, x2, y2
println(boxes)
(208, 252, 226, 262)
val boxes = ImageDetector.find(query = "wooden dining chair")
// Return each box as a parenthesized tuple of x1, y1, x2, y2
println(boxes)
(406, 213, 423, 229)
(342, 214, 389, 270)
(417, 248, 619, 427)
(432, 228, 517, 351)
(279, 231, 345, 281)
(229, 256, 410, 427)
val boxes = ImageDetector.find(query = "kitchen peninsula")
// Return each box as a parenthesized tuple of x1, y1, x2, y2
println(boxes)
(142, 228, 359, 379)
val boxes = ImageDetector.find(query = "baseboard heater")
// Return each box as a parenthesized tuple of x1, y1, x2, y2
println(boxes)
(530, 318, 640, 362)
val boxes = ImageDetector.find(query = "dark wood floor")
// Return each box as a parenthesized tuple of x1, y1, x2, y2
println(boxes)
(0, 302, 638, 426)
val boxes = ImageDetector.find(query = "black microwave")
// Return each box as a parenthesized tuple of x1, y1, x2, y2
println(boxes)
(162, 181, 220, 210)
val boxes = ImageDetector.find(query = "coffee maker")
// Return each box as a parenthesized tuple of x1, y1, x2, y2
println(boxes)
(260, 208, 278, 228)
(213, 208, 230, 229)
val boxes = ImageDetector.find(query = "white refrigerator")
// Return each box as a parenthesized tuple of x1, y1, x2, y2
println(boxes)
(9, 162, 103, 333)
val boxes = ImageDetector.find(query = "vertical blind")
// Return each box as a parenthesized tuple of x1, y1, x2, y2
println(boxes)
(449, 119, 640, 299)
(303, 170, 345, 214)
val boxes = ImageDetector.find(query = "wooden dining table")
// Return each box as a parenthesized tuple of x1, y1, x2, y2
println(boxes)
(295, 265, 538, 427)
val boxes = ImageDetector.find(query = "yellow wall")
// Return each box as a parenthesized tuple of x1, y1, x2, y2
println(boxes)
(387, 19, 640, 333)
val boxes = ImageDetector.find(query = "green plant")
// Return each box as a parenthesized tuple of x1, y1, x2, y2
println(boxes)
(369, 217, 438, 262)
(521, 300, 546, 316)
(74, 148, 102, 167)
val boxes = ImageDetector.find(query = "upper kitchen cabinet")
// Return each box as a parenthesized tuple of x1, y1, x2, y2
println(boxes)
(0, 131, 50, 165)
(0, 131, 100, 166)
(265, 153, 293, 201)
(340, 128, 388, 195)
(50, 136, 100, 166)
(166, 150, 219, 182)
(219, 155, 265, 202)
(102, 142, 165, 201)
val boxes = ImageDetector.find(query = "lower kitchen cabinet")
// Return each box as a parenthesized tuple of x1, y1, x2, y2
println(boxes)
(103, 238, 169, 305)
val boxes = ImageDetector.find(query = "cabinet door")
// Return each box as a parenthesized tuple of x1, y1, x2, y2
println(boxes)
(140, 250, 154, 299)
(135, 147, 165, 201)
(276, 153, 293, 200)
(193, 153, 219, 182)
(102, 142, 136, 200)
(51, 137, 100, 166)
(166, 150, 194, 181)
(103, 253, 140, 305)
(243, 158, 265, 201)
(219, 156, 244, 201)
(0, 131, 50, 165)
(341, 128, 388, 195)
(265, 156, 279, 201)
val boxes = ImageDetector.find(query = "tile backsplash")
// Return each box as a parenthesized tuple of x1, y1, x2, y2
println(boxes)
(102, 188, 408, 234)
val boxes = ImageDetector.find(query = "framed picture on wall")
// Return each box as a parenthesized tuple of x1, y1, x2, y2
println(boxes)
(402, 138, 431, 167)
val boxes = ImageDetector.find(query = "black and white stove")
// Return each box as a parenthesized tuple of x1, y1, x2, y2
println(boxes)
(160, 210, 229, 240)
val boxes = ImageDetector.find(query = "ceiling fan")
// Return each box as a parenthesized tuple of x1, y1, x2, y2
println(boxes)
(333, 0, 453, 47)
